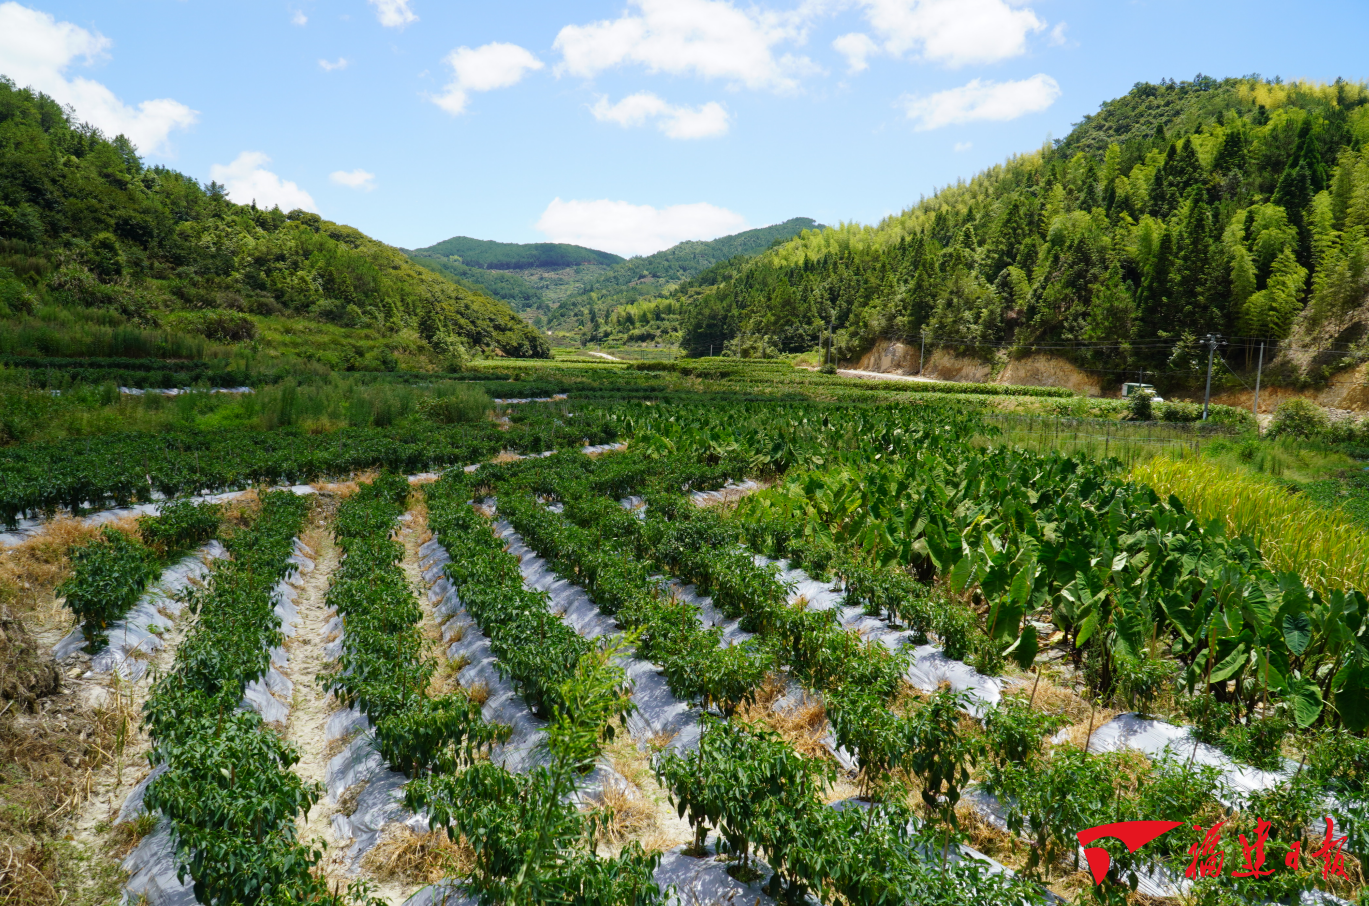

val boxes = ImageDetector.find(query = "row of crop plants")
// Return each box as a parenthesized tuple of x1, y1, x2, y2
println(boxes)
(0, 402, 620, 527)
(409, 470, 665, 904)
(325, 473, 509, 784)
(132, 491, 326, 902)
(478, 451, 1052, 905)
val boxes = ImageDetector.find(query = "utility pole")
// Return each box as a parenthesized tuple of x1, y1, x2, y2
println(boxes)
(919, 330, 926, 375)
(828, 313, 835, 368)
(1252, 341, 1265, 429)
(1201, 333, 1223, 421)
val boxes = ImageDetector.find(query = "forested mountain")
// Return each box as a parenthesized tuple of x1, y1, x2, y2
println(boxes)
(678, 77, 1369, 384)
(0, 77, 549, 364)
(548, 217, 822, 334)
(412, 235, 625, 270)
(406, 218, 822, 346)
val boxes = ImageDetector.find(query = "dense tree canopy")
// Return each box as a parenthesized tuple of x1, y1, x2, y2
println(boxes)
(678, 77, 1369, 376)
(0, 77, 548, 360)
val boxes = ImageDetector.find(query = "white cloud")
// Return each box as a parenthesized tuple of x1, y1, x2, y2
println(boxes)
(0, 2, 197, 155)
(330, 169, 376, 190)
(900, 74, 1060, 130)
(853, 0, 1044, 68)
(210, 152, 317, 213)
(954, 140, 972, 151)
(554, 0, 816, 93)
(319, 57, 349, 72)
(832, 32, 878, 74)
(536, 198, 747, 257)
(1048, 22, 1068, 46)
(433, 42, 543, 115)
(291, 10, 308, 26)
(591, 92, 730, 139)
(368, 0, 416, 28)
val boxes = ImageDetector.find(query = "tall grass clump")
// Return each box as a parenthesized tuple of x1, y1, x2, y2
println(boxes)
(1131, 456, 1369, 596)
(417, 381, 493, 424)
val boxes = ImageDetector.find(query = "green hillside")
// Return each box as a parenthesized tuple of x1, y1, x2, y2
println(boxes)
(0, 76, 549, 369)
(676, 77, 1369, 389)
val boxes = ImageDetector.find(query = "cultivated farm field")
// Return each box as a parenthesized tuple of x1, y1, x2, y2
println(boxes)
(2, 359, 1367, 906)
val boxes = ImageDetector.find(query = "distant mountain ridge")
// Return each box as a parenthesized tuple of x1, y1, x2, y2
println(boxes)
(412, 236, 625, 270)
(404, 218, 823, 343)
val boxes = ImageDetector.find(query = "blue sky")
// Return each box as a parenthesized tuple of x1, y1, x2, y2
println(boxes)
(1, 0, 1366, 257)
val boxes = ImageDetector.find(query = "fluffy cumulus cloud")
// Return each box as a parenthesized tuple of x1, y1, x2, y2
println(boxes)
(210, 152, 317, 213)
(291, 10, 308, 26)
(832, 32, 879, 74)
(0, 2, 197, 155)
(900, 74, 1060, 130)
(591, 92, 730, 139)
(554, 0, 814, 93)
(368, 0, 416, 28)
(319, 58, 349, 72)
(433, 42, 543, 115)
(536, 198, 747, 258)
(843, 0, 1045, 70)
(330, 169, 376, 190)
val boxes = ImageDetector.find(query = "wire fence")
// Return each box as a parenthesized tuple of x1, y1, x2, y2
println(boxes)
(981, 414, 1240, 466)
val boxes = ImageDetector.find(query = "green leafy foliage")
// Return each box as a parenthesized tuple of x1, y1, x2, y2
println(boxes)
(138, 498, 221, 558)
(56, 526, 159, 650)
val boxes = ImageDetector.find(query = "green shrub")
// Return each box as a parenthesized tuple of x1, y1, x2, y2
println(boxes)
(1158, 400, 1202, 422)
(1126, 389, 1155, 421)
(56, 527, 160, 651)
(819, 363, 838, 375)
(1267, 398, 1329, 439)
(139, 499, 222, 558)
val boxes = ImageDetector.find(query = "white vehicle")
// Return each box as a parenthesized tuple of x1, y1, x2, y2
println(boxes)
(1121, 382, 1165, 403)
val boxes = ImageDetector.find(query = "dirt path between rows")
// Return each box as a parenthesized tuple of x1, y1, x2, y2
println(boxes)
(282, 518, 348, 885)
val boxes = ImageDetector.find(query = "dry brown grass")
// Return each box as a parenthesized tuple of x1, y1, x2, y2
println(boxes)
(314, 471, 378, 500)
(428, 656, 471, 698)
(734, 674, 831, 761)
(360, 824, 474, 883)
(335, 779, 369, 819)
(0, 516, 138, 621)
(108, 811, 158, 859)
(587, 781, 658, 845)
(1057, 700, 1123, 752)
(466, 681, 491, 706)
(954, 803, 1024, 869)
(0, 677, 131, 905)
(220, 489, 261, 529)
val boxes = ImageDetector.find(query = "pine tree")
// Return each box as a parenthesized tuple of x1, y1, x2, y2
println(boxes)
(1212, 127, 1248, 175)
(1171, 190, 1221, 330)
(1167, 138, 1205, 200)
(1137, 230, 1175, 346)
(1273, 164, 1315, 265)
